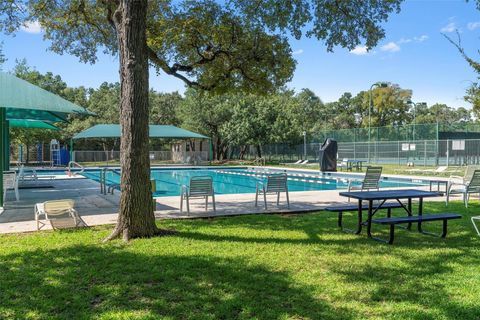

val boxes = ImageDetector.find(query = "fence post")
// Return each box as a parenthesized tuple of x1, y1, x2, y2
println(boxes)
(424, 140, 427, 167)
(398, 141, 400, 166)
(446, 139, 450, 167)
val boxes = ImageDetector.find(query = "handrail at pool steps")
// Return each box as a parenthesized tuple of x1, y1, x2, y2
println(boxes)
(66, 161, 85, 177)
(99, 167, 121, 195)
(252, 157, 266, 166)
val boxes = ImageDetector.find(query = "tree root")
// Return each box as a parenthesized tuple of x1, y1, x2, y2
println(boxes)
(103, 225, 176, 242)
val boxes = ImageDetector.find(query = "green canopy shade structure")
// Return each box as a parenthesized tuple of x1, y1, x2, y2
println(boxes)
(0, 72, 93, 117)
(71, 124, 211, 165)
(72, 124, 209, 140)
(0, 72, 93, 209)
(9, 119, 60, 130)
(6, 109, 68, 123)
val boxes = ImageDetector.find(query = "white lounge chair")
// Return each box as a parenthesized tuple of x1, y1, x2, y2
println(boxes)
(35, 199, 82, 230)
(255, 173, 290, 209)
(180, 176, 216, 214)
(300, 160, 309, 165)
(446, 169, 480, 208)
(3, 171, 19, 203)
(17, 164, 38, 182)
(402, 166, 458, 175)
(293, 160, 302, 164)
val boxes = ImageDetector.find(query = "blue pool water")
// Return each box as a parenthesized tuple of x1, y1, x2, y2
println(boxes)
(77, 167, 428, 197)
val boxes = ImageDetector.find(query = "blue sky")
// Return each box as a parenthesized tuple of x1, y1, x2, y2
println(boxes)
(1, 1, 480, 108)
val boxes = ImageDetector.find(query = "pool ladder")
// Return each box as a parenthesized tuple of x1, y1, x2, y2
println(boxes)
(100, 167, 121, 195)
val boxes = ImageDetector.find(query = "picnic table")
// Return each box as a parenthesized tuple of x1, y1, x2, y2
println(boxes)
(344, 159, 366, 171)
(337, 189, 460, 244)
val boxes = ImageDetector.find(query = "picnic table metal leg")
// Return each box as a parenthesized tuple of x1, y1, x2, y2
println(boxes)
(407, 198, 412, 230)
(418, 196, 449, 238)
(367, 200, 373, 238)
(337, 200, 363, 234)
(441, 220, 448, 238)
(356, 200, 363, 234)
(388, 225, 395, 244)
(418, 197, 424, 233)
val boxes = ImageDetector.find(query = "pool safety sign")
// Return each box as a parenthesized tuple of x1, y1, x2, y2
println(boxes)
(452, 140, 465, 151)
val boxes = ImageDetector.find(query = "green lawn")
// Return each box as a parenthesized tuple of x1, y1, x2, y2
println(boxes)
(1, 202, 479, 319)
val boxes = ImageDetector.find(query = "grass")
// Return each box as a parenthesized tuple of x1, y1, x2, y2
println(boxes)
(1, 201, 479, 319)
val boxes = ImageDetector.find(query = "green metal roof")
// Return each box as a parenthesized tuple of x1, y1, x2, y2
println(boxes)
(0, 72, 93, 118)
(9, 119, 60, 130)
(6, 109, 68, 122)
(73, 124, 209, 140)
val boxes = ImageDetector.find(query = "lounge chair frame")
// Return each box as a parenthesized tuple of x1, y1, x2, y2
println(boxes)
(446, 169, 480, 208)
(180, 176, 216, 214)
(3, 171, 19, 203)
(347, 166, 382, 202)
(255, 173, 290, 210)
(35, 199, 81, 230)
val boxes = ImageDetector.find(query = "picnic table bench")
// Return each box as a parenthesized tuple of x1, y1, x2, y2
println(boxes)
(372, 213, 461, 244)
(325, 202, 403, 234)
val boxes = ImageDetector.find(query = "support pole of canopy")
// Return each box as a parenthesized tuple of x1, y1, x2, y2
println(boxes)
(0, 108, 5, 208)
(4, 120, 9, 170)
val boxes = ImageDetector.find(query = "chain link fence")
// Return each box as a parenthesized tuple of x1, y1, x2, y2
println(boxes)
(230, 139, 480, 166)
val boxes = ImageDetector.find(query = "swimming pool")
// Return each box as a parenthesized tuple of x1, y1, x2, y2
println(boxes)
(78, 167, 429, 197)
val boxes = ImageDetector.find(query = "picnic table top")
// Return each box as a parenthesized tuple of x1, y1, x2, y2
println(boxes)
(339, 189, 443, 201)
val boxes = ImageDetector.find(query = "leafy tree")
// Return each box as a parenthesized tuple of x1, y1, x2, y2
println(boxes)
(149, 92, 182, 126)
(465, 83, 480, 118)
(13, 59, 68, 97)
(0, 0, 403, 240)
(356, 84, 412, 127)
(221, 94, 279, 158)
(416, 103, 471, 124)
(322, 92, 359, 132)
(178, 89, 233, 160)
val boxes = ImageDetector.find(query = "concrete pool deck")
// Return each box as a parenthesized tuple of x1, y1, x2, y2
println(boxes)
(0, 167, 452, 234)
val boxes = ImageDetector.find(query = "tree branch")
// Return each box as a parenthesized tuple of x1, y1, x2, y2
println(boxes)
(443, 31, 480, 74)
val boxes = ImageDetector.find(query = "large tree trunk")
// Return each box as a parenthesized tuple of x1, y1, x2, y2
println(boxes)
(105, 0, 159, 241)
(256, 145, 262, 158)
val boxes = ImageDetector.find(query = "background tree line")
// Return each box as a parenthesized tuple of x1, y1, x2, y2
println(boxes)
(4, 59, 476, 161)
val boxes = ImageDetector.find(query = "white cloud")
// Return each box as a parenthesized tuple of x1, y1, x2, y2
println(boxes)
(350, 45, 369, 55)
(441, 22, 456, 33)
(380, 42, 400, 53)
(468, 21, 480, 30)
(292, 49, 303, 55)
(414, 35, 429, 42)
(20, 21, 42, 34)
(397, 38, 412, 44)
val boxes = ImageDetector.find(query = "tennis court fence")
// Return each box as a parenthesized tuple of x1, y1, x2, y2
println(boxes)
(229, 139, 480, 166)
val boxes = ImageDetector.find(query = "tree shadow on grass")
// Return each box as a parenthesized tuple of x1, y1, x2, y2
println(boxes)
(0, 245, 352, 319)
(326, 246, 480, 319)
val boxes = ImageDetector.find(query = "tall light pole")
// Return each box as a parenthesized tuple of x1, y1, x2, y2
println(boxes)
(368, 82, 388, 162)
(407, 100, 427, 141)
